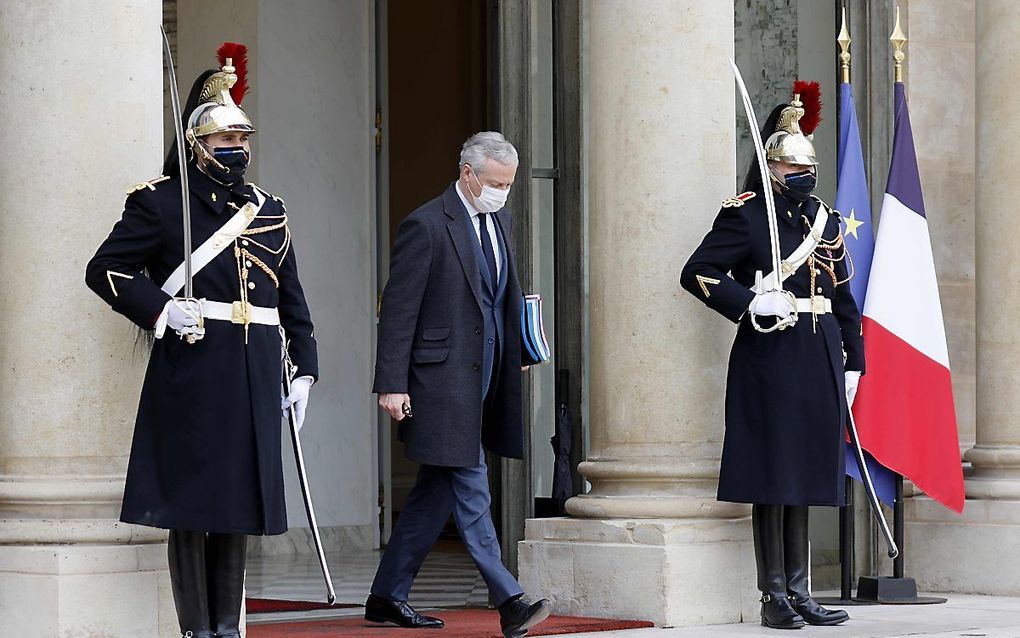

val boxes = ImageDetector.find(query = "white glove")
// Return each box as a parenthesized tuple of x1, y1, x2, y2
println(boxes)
(748, 291, 795, 319)
(845, 370, 861, 408)
(154, 298, 202, 339)
(282, 375, 314, 433)
(167, 301, 200, 332)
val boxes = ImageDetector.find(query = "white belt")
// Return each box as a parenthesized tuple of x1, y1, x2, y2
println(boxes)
(794, 297, 832, 314)
(201, 300, 280, 326)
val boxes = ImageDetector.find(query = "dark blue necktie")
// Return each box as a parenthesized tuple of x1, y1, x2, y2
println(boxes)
(478, 212, 498, 290)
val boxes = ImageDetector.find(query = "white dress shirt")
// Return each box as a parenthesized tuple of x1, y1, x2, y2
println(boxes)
(455, 180, 501, 279)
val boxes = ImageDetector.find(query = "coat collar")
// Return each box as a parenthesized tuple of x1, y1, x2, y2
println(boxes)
(187, 162, 243, 216)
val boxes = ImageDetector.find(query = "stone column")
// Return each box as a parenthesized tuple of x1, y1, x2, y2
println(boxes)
(0, 1, 177, 635)
(518, 0, 756, 626)
(905, 0, 1020, 596)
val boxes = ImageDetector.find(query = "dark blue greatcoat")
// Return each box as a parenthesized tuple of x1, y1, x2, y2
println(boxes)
(85, 163, 317, 535)
(680, 190, 864, 506)
(373, 183, 524, 468)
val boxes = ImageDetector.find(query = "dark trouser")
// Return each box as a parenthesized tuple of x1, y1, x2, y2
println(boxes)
(168, 530, 247, 638)
(752, 504, 810, 598)
(370, 444, 524, 606)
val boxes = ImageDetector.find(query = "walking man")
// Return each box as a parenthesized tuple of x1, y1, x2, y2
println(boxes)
(367, 132, 550, 638)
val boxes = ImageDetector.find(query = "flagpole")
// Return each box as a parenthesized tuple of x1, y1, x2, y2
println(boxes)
(836, 6, 860, 606)
(889, 4, 909, 585)
(852, 9, 946, 605)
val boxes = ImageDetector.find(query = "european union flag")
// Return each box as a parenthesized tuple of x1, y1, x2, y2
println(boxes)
(836, 81, 896, 505)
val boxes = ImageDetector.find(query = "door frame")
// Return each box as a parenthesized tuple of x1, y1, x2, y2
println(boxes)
(492, 0, 585, 575)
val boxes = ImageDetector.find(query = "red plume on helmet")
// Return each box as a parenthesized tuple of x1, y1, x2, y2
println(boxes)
(217, 42, 249, 105)
(793, 80, 822, 135)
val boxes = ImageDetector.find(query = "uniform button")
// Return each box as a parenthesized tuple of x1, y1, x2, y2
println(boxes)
(242, 240, 250, 246)
(815, 268, 822, 275)
(245, 260, 253, 268)
(474, 327, 481, 335)
(488, 338, 494, 344)
(472, 363, 480, 371)
(816, 287, 823, 293)
(249, 282, 256, 290)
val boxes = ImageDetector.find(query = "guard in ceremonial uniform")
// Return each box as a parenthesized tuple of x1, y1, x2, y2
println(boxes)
(85, 44, 317, 638)
(680, 85, 862, 629)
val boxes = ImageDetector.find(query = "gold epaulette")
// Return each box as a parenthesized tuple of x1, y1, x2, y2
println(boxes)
(721, 191, 756, 208)
(248, 182, 286, 208)
(126, 175, 170, 194)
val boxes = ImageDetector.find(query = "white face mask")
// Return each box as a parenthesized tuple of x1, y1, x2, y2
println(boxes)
(470, 170, 510, 213)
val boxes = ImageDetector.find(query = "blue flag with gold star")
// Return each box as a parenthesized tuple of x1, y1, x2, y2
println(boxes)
(836, 81, 896, 505)
(835, 83, 873, 308)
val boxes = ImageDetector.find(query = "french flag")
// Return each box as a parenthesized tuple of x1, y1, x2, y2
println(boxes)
(835, 78, 897, 505)
(852, 82, 964, 513)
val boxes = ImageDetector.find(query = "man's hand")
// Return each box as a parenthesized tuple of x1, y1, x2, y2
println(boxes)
(380, 393, 412, 421)
(748, 291, 795, 319)
(845, 370, 862, 408)
(282, 376, 314, 432)
(166, 299, 200, 332)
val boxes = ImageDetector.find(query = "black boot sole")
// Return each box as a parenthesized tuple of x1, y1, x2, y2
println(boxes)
(761, 615, 806, 630)
(364, 613, 444, 629)
(802, 616, 849, 626)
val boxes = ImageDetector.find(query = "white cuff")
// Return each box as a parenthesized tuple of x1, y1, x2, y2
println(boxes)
(153, 300, 172, 339)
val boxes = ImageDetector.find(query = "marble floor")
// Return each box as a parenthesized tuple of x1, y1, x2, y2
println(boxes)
(550, 593, 1020, 638)
(245, 546, 490, 625)
(247, 551, 1020, 637)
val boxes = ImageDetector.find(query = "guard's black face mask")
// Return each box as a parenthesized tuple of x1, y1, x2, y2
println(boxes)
(206, 145, 250, 187)
(779, 169, 817, 202)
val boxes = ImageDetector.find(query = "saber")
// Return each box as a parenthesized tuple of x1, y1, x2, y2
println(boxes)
(160, 26, 203, 343)
(847, 407, 899, 559)
(729, 60, 796, 333)
(282, 340, 337, 604)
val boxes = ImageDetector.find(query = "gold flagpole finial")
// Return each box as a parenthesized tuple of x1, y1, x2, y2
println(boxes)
(837, 4, 851, 84)
(890, 5, 907, 83)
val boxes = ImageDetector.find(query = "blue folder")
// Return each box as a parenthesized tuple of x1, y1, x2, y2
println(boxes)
(521, 294, 551, 366)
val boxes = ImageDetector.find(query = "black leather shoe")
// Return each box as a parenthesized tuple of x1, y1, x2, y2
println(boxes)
(790, 594, 849, 626)
(499, 595, 552, 638)
(364, 594, 444, 628)
(760, 594, 806, 630)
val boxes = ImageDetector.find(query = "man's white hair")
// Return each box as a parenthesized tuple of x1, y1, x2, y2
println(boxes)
(459, 131, 519, 172)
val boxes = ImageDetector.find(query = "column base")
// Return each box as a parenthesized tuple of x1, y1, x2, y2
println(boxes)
(0, 542, 177, 637)
(518, 517, 758, 627)
(905, 496, 1020, 596)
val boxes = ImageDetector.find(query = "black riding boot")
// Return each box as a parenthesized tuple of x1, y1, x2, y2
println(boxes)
(207, 533, 248, 638)
(753, 505, 804, 630)
(784, 506, 849, 626)
(168, 530, 215, 638)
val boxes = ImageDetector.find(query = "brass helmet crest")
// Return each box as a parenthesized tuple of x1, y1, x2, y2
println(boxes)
(185, 43, 255, 151)
(764, 81, 822, 166)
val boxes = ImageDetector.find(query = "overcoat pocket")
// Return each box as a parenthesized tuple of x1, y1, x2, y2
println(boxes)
(421, 327, 450, 341)
(412, 347, 449, 364)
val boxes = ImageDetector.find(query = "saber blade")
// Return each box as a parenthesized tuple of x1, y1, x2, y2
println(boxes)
(729, 60, 783, 291)
(160, 26, 193, 300)
(284, 359, 337, 604)
(847, 407, 899, 559)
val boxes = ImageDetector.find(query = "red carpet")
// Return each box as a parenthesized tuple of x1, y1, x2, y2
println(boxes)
(248, 608, 654, 637)
(247, 598, 361, 613)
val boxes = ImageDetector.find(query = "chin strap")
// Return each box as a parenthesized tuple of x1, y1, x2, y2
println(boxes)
(186, 129, 230, 174)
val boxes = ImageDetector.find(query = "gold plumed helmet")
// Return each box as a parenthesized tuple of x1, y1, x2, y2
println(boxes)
(764, 81, 821, 166)
(185, 43, 255, 150)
